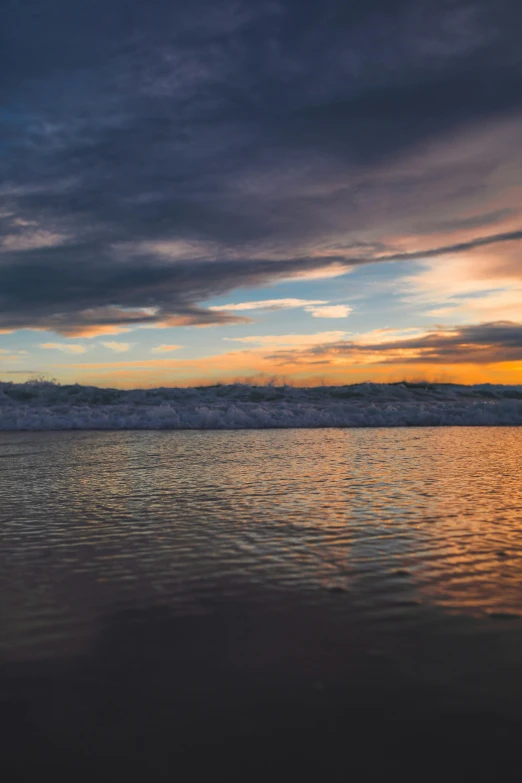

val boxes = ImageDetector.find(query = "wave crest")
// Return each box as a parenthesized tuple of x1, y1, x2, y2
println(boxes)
(1, 380, 522, 429)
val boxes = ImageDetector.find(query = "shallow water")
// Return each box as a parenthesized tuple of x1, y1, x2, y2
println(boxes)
(2, 427, 522, 775)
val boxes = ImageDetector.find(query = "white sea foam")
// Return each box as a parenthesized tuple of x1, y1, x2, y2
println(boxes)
(0, 380, 522, 430)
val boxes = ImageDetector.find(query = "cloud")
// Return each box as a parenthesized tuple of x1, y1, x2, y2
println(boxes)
(225, 331, 348, 348)
(151, 344, 182, 353)
(40, 342, 86, 353)
(210, 298, 327, 312)
(379, 229, 522, 264)
(305, 305, 352, 318)
(66, 325, 133, 338)
(0, 354, 25, 361)
(101, 341, 132, 352)
(0, 370, 42, 375)
(1, 230, 69, 252)
(1, 230, 519, 337)
(0, 246, 351, 335)
(266, 322, 522, 366)
(1, 0, 522, 339)
(398, 233, 522, 323)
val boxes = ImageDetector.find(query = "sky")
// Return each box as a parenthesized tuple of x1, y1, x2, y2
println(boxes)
(1, 0, 522, 388)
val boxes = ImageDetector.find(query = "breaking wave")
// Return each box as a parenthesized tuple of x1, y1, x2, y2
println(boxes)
(1, 379, 522, 430)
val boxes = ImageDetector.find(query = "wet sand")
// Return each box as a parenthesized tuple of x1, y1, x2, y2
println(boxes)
(3, 597, 522, 778)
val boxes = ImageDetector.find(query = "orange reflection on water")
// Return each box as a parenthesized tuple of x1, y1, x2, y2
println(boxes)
(1, 427, 522, 664)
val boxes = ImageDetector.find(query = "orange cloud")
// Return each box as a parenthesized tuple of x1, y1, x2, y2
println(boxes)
(59, 324, 132, 337)
(151, 344, 182, 353)
(40, 342, 87, 354)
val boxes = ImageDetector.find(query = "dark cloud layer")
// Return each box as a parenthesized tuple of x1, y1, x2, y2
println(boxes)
(1, 231, 520, 335)
(1, 1, 522, 334)
(268, 321, 522, 366)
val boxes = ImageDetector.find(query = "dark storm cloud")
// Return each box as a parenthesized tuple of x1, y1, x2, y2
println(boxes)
(267, 321, 522, 366)
(1, 229, 519, 335)
(0, 245, 348, 334)
(1, 0, 522, 334)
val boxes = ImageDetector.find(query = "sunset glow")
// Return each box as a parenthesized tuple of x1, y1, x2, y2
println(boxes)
(1, 0, 521, 388)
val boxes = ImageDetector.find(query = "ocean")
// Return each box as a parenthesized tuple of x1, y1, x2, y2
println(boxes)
(2, 379, 522, 428)
(2, 426, 522, 777)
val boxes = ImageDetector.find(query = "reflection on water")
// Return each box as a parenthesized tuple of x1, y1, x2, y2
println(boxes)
(2, 428, 522, 774)
(2, 428, 522, 660)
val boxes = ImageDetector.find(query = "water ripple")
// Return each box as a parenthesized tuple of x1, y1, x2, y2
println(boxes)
(1, 427, 522, 660)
